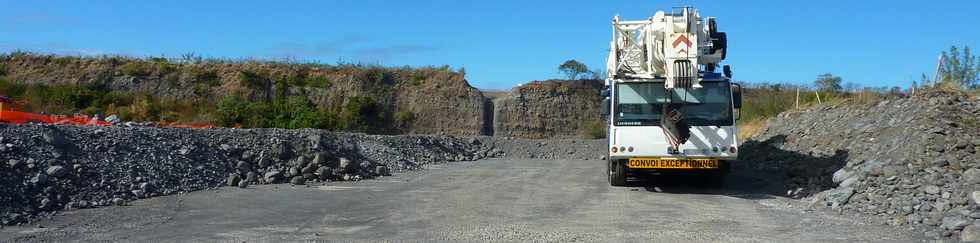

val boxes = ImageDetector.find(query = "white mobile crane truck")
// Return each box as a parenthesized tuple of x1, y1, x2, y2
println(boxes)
(603, 7, 742, 186)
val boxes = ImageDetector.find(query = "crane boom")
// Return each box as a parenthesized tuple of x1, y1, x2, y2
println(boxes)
(605, 7, 727, 89)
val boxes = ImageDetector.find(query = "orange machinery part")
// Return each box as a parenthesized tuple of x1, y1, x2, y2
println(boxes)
(0, 110, 112, 126)
(0, 102, 111, 126)
(0, 101, 213, 128)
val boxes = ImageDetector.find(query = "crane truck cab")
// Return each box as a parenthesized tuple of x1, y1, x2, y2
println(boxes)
(603, 7, 741, 186)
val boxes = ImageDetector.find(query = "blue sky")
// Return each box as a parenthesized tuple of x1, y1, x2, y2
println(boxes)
(1, 0, 977, 90)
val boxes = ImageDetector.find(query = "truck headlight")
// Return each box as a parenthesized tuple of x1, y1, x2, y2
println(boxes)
(611, 147, 618, 153)
(729, 146, 737, 153)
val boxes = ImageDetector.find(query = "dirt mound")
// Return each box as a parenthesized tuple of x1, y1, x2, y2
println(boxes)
(739, 91, 980, 241)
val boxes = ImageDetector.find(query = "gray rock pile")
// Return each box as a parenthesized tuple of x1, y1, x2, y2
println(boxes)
(739, 91, 980, 241)
(0, 125, 604, 226)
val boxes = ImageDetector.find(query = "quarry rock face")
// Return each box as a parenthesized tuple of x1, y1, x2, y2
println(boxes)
(391, 77, 490, 136)
(0, 54, 614, 139)
(494, 79, 605, 139)
(0, 54, 489, 136)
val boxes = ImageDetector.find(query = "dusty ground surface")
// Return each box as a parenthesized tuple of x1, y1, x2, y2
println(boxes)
(0, 159, 921, 242)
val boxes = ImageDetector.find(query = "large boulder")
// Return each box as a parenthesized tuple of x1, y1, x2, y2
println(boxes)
(964, 168, 980, 184)
(823, 187, 855, 207)
(226, 174, 241, 187)
(962, 224, 980, 242)
(290, 176, 306, 185)
(46, 166, 70, 178)
(339, 158, 352, 172)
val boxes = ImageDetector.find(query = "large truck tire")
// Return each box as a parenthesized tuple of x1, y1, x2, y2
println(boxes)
(609, 159, 627, 187)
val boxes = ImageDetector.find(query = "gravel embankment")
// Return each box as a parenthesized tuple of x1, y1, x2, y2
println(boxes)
(739, 91, 980, 241)
(0, 125, 604, 226)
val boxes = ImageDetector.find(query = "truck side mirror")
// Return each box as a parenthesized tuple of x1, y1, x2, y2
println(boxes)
(601, 98, 611, 116)
(600, 86, 610, 98)
(732, 83, 742, 109)
(723, 65, 732, 79)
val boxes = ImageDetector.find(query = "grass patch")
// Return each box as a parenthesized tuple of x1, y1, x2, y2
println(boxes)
(963, 116, 979, 129)
(306, 75, 332, 88)
(394, 110, 416, 128)
(579, 120, 607, 139)
(120, 62, 152, 77)
(735, 118, 766, 142)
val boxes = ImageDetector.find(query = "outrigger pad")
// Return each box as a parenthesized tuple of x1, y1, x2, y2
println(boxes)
(661, 104, 691, 149)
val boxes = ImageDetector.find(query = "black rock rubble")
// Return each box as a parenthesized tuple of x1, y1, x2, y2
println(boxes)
(0, 125, 604, 226)
(739, 91, 980, 241)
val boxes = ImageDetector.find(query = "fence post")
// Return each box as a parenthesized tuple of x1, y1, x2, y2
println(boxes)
(795, 88, 800, 109)
(815, 91, 822, 104)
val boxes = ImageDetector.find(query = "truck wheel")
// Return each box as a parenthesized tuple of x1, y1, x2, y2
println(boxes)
(609, 159, 627, 186)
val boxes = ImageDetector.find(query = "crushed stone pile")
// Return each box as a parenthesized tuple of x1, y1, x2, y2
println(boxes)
(739, 91, 980, 241)
(0, 125, 604, 226)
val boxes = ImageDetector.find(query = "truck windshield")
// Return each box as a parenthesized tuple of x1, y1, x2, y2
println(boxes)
(614, 81, 733, 126)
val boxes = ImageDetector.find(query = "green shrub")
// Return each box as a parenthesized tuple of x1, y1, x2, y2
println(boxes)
(274, 77, 290, 98)
(160, 111, 180, 122)
(216, 94, 334, 129)
(153, 59, 178, 75)
(269, 96, 322, 129)
(962, 116, 979, 129)
(120, 62, 152, 76)
(306, 75, 332, 88)
(53, 56, 79, 65)
(128, 94, 161, 121)
(238, 70, 268, 91)
(241, 102, 270, 127)
(362, 68, 386, 88)
(189, 67, 220, 86)
(216, 94, 251, 127)
(283, 73, 307, 87)
(411, 70, 426, 86)
(0, 79, 26, 97)
(319, 111, 339, 130)
(341, 96, 382, 132)
(394, 110, 415, 128)
(579, 120, 606, 139)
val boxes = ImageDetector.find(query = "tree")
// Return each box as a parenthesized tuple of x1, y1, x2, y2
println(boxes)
(814, 73, 843, 93)
(919, 73, 931, 87)
(939, 45, 979, 89)
(842, 82, 862, 93)
(558, 60, 590, 80)
(589, 68, 604, 80)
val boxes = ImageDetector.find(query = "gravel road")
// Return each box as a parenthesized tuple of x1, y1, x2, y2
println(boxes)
(0, 159, 922, 242)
